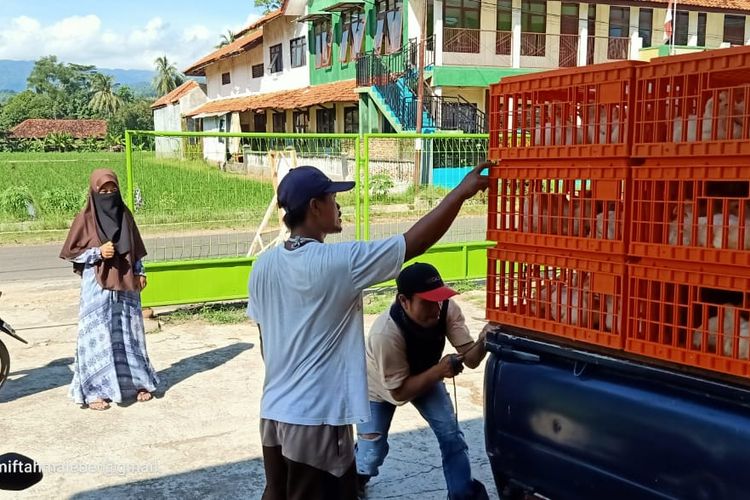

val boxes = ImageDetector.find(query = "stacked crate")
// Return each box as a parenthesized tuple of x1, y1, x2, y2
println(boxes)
(486, 60, 644, 350)
(487, 46, 750, 382)
(627, 47, 750, 379)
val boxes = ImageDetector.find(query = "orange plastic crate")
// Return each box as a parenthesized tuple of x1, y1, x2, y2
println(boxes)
(486, 246, 625, 349)
(633, 45, 750, 158)
(487, 160, 630, 255)
(627, 263, 750, 379)
(630, 157, 750, 268)
(489, 60, 645, 161)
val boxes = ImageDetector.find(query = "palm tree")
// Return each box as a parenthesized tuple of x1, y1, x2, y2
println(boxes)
(153, 55, 185, 96)
(216, 30, 237, 49)
(89, 73, 123, 117)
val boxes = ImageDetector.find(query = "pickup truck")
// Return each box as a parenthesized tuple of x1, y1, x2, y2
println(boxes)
(484, 327, 750, 500)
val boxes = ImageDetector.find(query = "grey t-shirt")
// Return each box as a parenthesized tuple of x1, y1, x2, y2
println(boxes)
(248, 235, 406, 426)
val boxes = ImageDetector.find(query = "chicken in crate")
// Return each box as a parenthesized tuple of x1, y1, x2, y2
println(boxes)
(628, 263, 750, 379)
(631, 159, 750, 268)
(487, 161, 629, 255)
(488, 60, 644, 161)
(486, 246, 625, 349)
(633, 45, 750, 158)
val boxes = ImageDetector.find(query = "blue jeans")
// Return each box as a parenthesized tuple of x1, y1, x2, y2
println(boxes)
(355, 382, 474, 498)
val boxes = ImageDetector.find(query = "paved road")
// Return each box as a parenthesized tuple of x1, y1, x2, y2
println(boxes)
(0, 216, 486, 282)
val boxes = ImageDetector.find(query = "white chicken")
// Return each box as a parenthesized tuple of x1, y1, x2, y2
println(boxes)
(673, 114, 698, 142)
(667, 202, 708, 247)
(549, 274, 597, 328)
(702, 92, 744, 141)
(604, 296, 621, 333)
(595, 209, 617, 240)
(692, 306, 750, 360)
(587, 105, 621, 144)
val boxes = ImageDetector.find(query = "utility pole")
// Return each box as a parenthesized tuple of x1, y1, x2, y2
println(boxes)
(414, 0, 428, 189)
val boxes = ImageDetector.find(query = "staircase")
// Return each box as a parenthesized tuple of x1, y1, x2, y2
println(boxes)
(356, 38, 486, 134)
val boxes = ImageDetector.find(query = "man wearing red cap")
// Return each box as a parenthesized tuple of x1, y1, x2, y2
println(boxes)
(356, 262, 489, 499)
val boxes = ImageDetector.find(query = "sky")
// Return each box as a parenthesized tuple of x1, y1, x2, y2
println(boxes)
(0, 0, 266, 71)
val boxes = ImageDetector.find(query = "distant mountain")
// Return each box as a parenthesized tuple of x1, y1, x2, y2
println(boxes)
(0, 60, 156, 95)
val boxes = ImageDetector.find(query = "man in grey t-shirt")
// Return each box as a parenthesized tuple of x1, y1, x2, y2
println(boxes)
(248, 164, 488, 500)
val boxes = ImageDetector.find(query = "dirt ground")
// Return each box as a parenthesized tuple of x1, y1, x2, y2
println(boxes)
(0, 278, 499, 499)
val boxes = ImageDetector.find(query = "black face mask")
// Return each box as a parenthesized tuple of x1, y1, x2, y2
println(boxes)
(92, 191, 131, 255)
(390, 300, 449, 375)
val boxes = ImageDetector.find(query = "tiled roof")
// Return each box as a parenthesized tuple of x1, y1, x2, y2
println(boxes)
(10, 119, 108, 139)
(636, 0, 750, 11)
(236, 0, 289, 38)
(151, 81, 201, 109)
(186, 80, 358, 116)
(184, 30, 263, 76)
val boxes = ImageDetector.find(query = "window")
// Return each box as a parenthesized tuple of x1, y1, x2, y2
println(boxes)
(290, 37, 306, 68)
(293, 111, 309, 133)
(314, 20, 333, 68)
(344, 107, 358, 134)
(639, 9, 653, 48)
(269, 44, 283, 73)
(609, 6, 629, 59)
(587, 4, 596, 65)
(495, 0, 512, 55)
(340, 11, 365, 63)
(252, 64, 264, 78)
(375, 0, 403, 54)
(697, 13, 707, 47)
(221, 72, 231, 85)
(724, 15, 746, 46)
(521, 0, 546, 56)
(316, 108, 335, 133)
(254, 113, 267, 132)
(673, 11, 689, 46)
(444, 0, 480, 29)
(273, 112, 286, 133)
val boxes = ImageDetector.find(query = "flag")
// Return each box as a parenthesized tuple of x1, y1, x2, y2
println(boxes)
(663, 0, 674, 42)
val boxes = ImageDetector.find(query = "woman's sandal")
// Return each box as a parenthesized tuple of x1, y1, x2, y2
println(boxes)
(136, 390, 153, 402)
(88, 399, 111, 411)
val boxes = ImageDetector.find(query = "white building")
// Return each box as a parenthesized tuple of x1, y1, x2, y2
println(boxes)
(151, 80, 208, 157)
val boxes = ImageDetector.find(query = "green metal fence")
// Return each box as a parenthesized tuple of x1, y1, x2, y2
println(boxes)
(123, 130, 490, 307)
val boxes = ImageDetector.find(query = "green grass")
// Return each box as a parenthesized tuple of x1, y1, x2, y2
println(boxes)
(159, 303, 249, 325)
(0, 151, 276, 242)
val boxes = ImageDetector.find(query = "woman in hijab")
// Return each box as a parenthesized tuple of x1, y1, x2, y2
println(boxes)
(60, 169, 159, 411)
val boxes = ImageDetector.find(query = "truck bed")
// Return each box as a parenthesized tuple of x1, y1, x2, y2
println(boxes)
(484, 328, 750, 500)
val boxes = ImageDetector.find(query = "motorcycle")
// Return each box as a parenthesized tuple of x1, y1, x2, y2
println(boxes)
(0, 294, 41, 492)
(0, 291, 29, 390)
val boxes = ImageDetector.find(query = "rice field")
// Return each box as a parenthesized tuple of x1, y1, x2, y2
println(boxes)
(0, 152, 280, 242)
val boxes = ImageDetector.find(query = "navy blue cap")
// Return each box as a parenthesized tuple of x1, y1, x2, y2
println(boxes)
(277, 166, 355, 212)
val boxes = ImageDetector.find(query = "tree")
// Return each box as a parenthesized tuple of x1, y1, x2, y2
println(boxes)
(116, 85, 136, 103)
(153, 56, 185, 96)
(216, 30, 237, 49)
(254, 0, 281, 14)
(27, 56, 95, 119)
(0, 90, 55, 131)
(89, 73, 123, 117)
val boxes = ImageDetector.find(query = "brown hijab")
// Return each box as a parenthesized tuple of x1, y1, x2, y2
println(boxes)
(60, 169, 147, 292)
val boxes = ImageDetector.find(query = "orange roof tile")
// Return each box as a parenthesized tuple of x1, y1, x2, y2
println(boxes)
(236, 0, 289, 37)
(184, 30, 263, 76)
(151, 81, 201, 109)
(635, 0, 750, 11)
(186, 80, 358, 117)
(10, 119, 108, 139)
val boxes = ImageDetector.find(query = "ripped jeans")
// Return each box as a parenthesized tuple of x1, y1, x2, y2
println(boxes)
(354, 382, 474, 498)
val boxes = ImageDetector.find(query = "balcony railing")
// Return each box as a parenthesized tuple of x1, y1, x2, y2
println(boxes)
(442, 28, 513, 56)
(521, 32, 546, 57)
(444, 27, 480, 53)
(607, 36, 630, 60)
